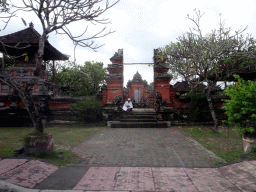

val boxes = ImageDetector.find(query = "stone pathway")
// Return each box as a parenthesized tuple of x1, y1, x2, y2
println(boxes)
(1, 159, 256, 191)
(1, 127, 256, 191)
(0, 159, 58, 188)
(73, 162, 256, 191)
(72, 127, 224, 167)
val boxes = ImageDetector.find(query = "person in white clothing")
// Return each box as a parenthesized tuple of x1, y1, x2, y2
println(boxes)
(123, 98, 133, 114)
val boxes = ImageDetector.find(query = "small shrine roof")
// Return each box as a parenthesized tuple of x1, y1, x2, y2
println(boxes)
(126, 71, 148, 87)
(0, 22, 69, 61)
(133, 71, 142, 80)
(174, 81, 222, 92)
(174, 81, 206, 92)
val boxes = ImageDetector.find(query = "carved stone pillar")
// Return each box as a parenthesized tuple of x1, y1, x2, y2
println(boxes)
(104, 49, 124, 106)
(153, 49, 174, 108)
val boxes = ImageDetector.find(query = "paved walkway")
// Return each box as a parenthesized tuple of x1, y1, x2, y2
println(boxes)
(1, 159, 256, 191)
(72, 127, 224, 167)
(0, 127, 256, 191)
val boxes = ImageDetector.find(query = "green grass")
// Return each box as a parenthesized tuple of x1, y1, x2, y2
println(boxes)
(45, 125, 103, 147)
(0, 127, 34, 157)
(180, 125, 256, 164)
(0, 124, 104, 167)
(29, 149, 81, 167)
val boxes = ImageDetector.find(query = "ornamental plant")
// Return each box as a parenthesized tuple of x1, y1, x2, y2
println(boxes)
(71, 95, 102, 123)
(222, 74, 256, 137)
(186, 88, 212, 122)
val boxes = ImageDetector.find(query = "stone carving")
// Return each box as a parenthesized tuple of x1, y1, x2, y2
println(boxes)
(114, 94, 123, 111)
(105, 73, 123, 79)
(155, 92, 162, 112)
(128, 71, 148, 85)
(110, 49, 123, 62)
(154, 73, 173, 78)
(17, 69, 30, 77)
(154, 49, 160, 57)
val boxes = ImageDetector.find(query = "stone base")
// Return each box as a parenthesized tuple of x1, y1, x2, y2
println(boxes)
(24, 133, 53, 155)
(243, 136, 256, 154)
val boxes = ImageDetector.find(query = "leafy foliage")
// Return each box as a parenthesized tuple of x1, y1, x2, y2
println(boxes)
(222, 74, 256, 137)
(186, 89, 212, 122)
(0, 53, 15, 68)
(157, 9, 256, 131)
(55, 61, 106, 96)
(215, 50, 256, 82)
(71, 95, 102, 123)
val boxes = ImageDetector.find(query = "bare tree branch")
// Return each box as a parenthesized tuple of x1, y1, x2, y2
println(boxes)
(158, 9, 256, 131)
(11, 0, 119, 76)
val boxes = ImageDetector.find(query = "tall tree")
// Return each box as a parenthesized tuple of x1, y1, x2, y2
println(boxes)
(12, 0, 119, 76)
(55, 61, 106, 96)
(0, 1, 45, 133)
(157, 9, 256, 131)
(0, 0, 119, 133)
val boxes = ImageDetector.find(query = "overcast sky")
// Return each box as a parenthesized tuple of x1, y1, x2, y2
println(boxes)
(2, 0, 256, 88)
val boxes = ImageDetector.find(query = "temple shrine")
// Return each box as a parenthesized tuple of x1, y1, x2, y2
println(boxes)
(0, 23, 70, 124)
(0, 23, 228, 124)
(125, 72, 149, 106)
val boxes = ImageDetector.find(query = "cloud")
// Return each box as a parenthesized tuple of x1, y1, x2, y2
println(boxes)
(2, 0, 256, 87)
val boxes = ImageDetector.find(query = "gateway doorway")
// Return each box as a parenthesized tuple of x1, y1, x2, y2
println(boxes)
(134, 89, 141, 103)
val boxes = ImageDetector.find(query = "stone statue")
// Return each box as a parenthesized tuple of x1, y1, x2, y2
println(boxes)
(155, 92, 162, 112)
(114, 94, 123, 111)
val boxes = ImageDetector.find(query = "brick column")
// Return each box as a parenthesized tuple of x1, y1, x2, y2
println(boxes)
(153, 49, 174, 107)
(105, 49, 123, 106)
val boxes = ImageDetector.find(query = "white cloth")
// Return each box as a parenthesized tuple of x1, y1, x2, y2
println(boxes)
(122, 101, 133, 111)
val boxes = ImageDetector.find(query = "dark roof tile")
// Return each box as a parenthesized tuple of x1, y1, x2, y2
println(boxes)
(0, 26, 69, 60)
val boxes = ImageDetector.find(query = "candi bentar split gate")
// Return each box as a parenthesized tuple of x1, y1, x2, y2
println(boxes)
(98, 48, 198, 120)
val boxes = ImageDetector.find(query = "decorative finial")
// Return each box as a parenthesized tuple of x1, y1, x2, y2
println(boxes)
(110, 48, 123, 62)
(29, 22, 34, 28)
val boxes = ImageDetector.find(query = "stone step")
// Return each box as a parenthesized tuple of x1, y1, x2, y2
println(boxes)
(121, 119, 157, 122)
(121, 115, 157, 119)
(109, 121, 171, 128)
(124, 112, 156, 115)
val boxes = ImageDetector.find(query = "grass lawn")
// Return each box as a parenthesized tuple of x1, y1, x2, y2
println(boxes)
(0, 124, 104, 167)
(179, 124, 256, 165)
(1, 123, 255, 168)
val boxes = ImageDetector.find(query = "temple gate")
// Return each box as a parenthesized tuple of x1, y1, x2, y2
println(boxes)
(100, 48, 178, 110)
(103, 49, 124, 106)
(153, 49, 176, 109)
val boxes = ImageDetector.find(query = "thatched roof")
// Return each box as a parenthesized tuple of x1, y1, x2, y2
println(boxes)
(0, 23, 69, 61)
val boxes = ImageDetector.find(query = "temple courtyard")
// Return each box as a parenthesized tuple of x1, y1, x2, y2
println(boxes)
(1, 124, 256, 191)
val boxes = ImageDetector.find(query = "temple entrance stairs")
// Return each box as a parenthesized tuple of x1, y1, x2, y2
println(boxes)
(109, 108, 170, 128)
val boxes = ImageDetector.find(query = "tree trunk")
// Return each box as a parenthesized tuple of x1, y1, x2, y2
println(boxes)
(1, 54, 4, 73)
(35, 32, 47, 77)
(0, 76, 44, 134)
(24, 78, 44, 133)
(206, 86, 218, 131)
(26, 99, 44, 134)
(52, 60, 55, 83)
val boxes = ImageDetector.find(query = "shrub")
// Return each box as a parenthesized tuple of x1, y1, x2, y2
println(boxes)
(222, 74, 256, 137)
(71, 95, 102, 123)
(186, 89, 212, 122)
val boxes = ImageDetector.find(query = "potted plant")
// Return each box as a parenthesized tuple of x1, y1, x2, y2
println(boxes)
(222, 74, 256, 153)
(24, 131, 54, 155)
